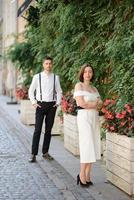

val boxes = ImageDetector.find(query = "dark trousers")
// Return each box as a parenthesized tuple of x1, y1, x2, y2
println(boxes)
(31, 101, 57, 155)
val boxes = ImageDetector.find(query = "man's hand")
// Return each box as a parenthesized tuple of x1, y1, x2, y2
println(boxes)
(53, 104, 59, 108)
(33, 103, 41, 109)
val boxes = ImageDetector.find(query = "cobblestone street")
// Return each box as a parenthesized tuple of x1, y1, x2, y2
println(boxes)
(0, 106, 96, 200)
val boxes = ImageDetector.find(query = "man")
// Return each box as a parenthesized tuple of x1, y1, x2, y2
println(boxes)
(28, 56, 62, 162)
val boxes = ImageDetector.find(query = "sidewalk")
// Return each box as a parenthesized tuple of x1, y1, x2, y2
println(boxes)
(0, 95, 131, 200)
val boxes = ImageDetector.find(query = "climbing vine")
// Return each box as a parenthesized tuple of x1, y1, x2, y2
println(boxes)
(8, 0, 134, 109)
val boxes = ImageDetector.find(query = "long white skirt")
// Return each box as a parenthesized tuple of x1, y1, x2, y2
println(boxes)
(77, 109, 101, 163)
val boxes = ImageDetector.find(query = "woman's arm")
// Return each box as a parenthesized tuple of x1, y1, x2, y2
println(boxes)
(74, 83, 99, 109)
(76, 96, 98, 109)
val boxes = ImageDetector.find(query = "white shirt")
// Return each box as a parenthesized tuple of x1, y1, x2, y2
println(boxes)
(28, 72, 62, 105)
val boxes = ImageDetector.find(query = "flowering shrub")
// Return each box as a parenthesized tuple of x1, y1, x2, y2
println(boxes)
(15, 87, 28, 100)
(61, 92, 77, 116)
(102, 99, 134, 137)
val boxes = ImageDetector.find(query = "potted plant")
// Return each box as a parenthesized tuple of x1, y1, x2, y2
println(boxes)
(48, 107, 64, 136)
(102, 99, 134, 195)
(57, 108, 64, 124)
(61, 92, 77, 116)
(15, 87, 28, 101)
(16, 87, 36, 125)
(61, 92, 79, 155)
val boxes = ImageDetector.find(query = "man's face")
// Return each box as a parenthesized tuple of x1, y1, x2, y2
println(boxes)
(43, 59, 52, 72)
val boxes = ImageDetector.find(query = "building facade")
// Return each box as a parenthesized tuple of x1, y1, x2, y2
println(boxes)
(0, 0, 3, 94)
(0, 0, 28, 97)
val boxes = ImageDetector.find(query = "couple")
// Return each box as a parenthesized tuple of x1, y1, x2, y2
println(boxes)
(28, 56, 102, 187)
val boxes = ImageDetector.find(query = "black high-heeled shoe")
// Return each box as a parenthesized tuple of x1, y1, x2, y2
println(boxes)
(86, 181, 93, 186)
(77, 175, 89, 187)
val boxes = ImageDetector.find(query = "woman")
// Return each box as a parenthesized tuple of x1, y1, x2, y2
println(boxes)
(74, 63, 102, 187)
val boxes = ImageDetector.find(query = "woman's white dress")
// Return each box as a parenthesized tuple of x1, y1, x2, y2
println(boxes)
(74, 90, 101, 163)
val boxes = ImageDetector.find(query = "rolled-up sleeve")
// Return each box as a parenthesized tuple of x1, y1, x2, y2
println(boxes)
(55, 75, 62, 105)
(28, 75, 37, 105)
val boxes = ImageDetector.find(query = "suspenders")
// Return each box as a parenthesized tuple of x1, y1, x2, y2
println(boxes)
(53, 74, 56, 100)
(38, 73, 56, 101)
(39, 73, 42, 101)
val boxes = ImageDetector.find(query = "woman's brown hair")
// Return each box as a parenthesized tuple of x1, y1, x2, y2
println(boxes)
(78, 63, 94, 82)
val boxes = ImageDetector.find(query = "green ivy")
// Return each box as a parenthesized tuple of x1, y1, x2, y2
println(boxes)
(7, 0, 134, 110)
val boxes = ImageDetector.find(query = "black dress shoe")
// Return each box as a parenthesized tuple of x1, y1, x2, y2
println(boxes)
(29, 155, 36, 163)
(42, 153, 54, 160)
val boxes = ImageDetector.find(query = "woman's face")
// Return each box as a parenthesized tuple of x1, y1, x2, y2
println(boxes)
(83, 66, 93, 82)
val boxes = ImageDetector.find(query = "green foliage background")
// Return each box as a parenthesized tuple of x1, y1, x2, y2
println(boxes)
(8, 0, 134, 110)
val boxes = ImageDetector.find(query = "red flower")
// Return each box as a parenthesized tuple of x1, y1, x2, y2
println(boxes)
(105, 112, 114, 119)
(16, 87, 28, 100)
(61, 93, 77, 115)
(101, 99, 134, 136)
(116, 113, 124, 119)
(103, 99, 111, 106)
(125, 104, 132, 113)
(120, 121, 126, 127)
(110, 126, 115, 131)
(101, 107, 108, 113)
(103, 99, 116, 106)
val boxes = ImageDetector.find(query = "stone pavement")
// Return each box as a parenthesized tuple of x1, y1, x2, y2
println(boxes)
(0, 95, 132, 200)
(0, 100, 96, 200)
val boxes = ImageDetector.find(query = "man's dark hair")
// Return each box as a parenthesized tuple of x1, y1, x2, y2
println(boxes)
(43, 56, 53, 62)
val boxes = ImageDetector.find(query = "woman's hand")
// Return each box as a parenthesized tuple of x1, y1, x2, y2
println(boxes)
(96, 97, 103, 110)
(90, 100, 99, 109)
